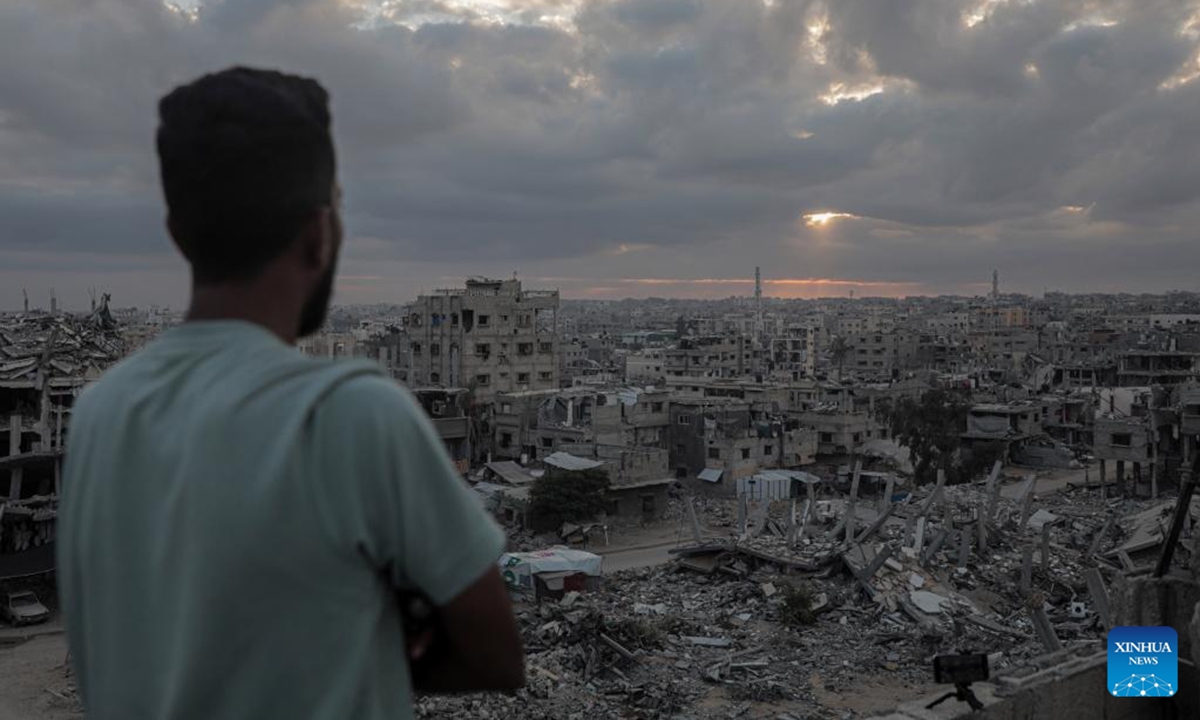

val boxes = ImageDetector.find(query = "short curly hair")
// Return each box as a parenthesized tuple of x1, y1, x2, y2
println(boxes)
(157, 66, 336, 284)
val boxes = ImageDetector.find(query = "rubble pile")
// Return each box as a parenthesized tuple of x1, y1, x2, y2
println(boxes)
(417, 565, 917, 719)
(423, 468, 1200, 718)
(0, 303, 126, 384)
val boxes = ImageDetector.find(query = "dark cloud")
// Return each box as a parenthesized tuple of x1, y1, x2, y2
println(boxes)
(2, 0, 1200, 306)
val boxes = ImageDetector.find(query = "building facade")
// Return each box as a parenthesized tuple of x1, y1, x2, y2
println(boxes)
(407, 278, 560, 401)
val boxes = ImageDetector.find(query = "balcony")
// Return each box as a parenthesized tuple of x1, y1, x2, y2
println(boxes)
(1182, 406, 1200, 436)
(431, 416, 470, 441)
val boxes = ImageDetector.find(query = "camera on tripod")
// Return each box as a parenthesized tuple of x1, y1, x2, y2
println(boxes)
(927, 653, 990, 711)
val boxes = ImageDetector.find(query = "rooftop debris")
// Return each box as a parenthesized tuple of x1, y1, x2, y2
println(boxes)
(0, 303, 126, 385)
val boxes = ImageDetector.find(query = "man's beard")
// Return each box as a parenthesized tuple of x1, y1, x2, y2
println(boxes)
(298, 262, 336, 338)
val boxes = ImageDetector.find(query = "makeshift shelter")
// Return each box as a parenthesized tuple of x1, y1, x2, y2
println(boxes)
(499, 546, 603, 599)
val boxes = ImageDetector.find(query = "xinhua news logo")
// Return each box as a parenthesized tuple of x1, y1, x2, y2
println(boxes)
(1107, 626, 1177, 698)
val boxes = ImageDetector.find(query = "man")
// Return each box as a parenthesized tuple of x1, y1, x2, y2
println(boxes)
(58, 67, 523, 719)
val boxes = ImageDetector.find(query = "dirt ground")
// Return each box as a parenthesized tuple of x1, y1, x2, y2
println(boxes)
(0, 632, 80, 720)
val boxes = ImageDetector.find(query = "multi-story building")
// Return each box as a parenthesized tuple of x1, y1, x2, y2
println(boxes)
(976, 305, 1031, 329)
(924, 312, 971, 334)
(662, 335, 758, 379)
(670, 397, 816, 493)
(492, 386, 669, 462)
(844, 330, 919, 380)
(355, 326, 411, 383)
(1117, 349, 1200, 387)
(296, 331, 359, 358)
(407, 278, 560, 400)
(791, 405, 885, 457)
(624, 348, 666, 384)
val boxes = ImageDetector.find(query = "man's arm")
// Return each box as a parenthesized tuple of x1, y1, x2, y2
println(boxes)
(311, 375, 525, 692)
(410, 567, 524, 692)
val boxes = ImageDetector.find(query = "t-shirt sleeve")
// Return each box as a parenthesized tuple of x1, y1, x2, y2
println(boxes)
(313, 374, 506, 606)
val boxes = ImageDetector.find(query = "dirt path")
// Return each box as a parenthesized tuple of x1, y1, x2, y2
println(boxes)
(0, 633, 80, 720)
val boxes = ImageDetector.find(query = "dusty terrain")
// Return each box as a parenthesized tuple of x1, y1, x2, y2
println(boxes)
(0, 630, 80, 720)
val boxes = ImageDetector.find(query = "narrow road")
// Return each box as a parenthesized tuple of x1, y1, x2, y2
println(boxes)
(599, 542, 680, 573)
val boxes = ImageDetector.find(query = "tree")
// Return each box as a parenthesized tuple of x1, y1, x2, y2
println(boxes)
(528, 468, 610, 531)
(879, 389, 971, 484)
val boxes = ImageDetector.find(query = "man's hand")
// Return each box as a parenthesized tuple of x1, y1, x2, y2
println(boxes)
(410, 567, 524, 693)
(400, 592, 437, 662)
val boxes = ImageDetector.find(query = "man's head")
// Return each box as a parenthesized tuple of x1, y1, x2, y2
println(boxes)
(157, 67, 341, 337)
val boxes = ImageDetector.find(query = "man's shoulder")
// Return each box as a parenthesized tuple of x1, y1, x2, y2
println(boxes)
(71, 346, 157, 412)
(317, 369, 425, 425)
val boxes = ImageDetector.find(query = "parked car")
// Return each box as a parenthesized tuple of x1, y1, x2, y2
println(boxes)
(1, 591, 50, 626)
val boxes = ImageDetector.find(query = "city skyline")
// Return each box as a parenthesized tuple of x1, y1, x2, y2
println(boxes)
(3, 0, 1200, 307)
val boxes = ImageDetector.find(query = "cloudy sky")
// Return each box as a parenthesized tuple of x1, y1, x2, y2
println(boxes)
(3, 0, 1200, 309)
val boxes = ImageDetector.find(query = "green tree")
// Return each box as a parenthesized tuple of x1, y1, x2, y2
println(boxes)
(528, 468, 610, 531)
(879, 389, 971, 484)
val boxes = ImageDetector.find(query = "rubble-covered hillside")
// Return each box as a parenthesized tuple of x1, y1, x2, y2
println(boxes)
(420, 470, 1195, 719)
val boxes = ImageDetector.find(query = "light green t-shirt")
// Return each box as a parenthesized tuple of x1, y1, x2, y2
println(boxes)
(58, 320, 505, 719)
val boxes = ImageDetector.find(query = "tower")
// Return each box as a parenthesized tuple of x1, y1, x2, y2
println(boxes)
(753, 266, 764, 347)
(988, 269, 999, 369)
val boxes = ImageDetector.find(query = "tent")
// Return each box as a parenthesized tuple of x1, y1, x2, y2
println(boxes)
(498, 546, 603, 593)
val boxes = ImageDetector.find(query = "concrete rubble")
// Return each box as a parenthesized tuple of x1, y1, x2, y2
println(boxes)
(421, 468, 1200, 718)
(0, 300, 125, 383)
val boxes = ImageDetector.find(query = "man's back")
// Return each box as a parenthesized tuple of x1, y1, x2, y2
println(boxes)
(59, 320, 506, 718)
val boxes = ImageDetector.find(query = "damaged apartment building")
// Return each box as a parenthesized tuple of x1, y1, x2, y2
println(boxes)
(491, 386, 674, 520)
(1091, 386, 1193, 497)
(406, 278, 560, 401)
(662, 334, 761, 380)
(1, 301, 126, 569)
(791, 384, 889, 458)
(669, 393, 816, 494)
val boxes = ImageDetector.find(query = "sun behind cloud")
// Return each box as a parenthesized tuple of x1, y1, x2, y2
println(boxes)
(804, 211, 859, 227)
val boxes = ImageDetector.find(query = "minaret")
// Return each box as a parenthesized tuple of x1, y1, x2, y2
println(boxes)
(989, 270, 999, 368)
(754, 266, 763, 344)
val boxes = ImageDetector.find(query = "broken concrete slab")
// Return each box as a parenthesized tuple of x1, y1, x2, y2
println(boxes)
(1026, 509, 1059, 531)
(909, 590, 949, 614)
(683, 636, 733, 648)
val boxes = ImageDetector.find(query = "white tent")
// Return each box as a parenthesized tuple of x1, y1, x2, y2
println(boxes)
(498, 546, 602, 591)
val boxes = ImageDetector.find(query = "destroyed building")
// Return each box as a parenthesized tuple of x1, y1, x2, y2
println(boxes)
(354, 324, 411, 383)
(535, 450, 672, 525)
(406, 278, 560, 400)
(791, 400, 886, 458)
(670, 397, 816, 493)
(493, 386, 670, 463)
(1, 302, 126, 572)
(1117, 348, 1200, 387)
(411, 387, 472, 473)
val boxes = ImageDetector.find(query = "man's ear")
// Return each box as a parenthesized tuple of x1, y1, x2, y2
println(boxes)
(299, 207, 336, 272)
